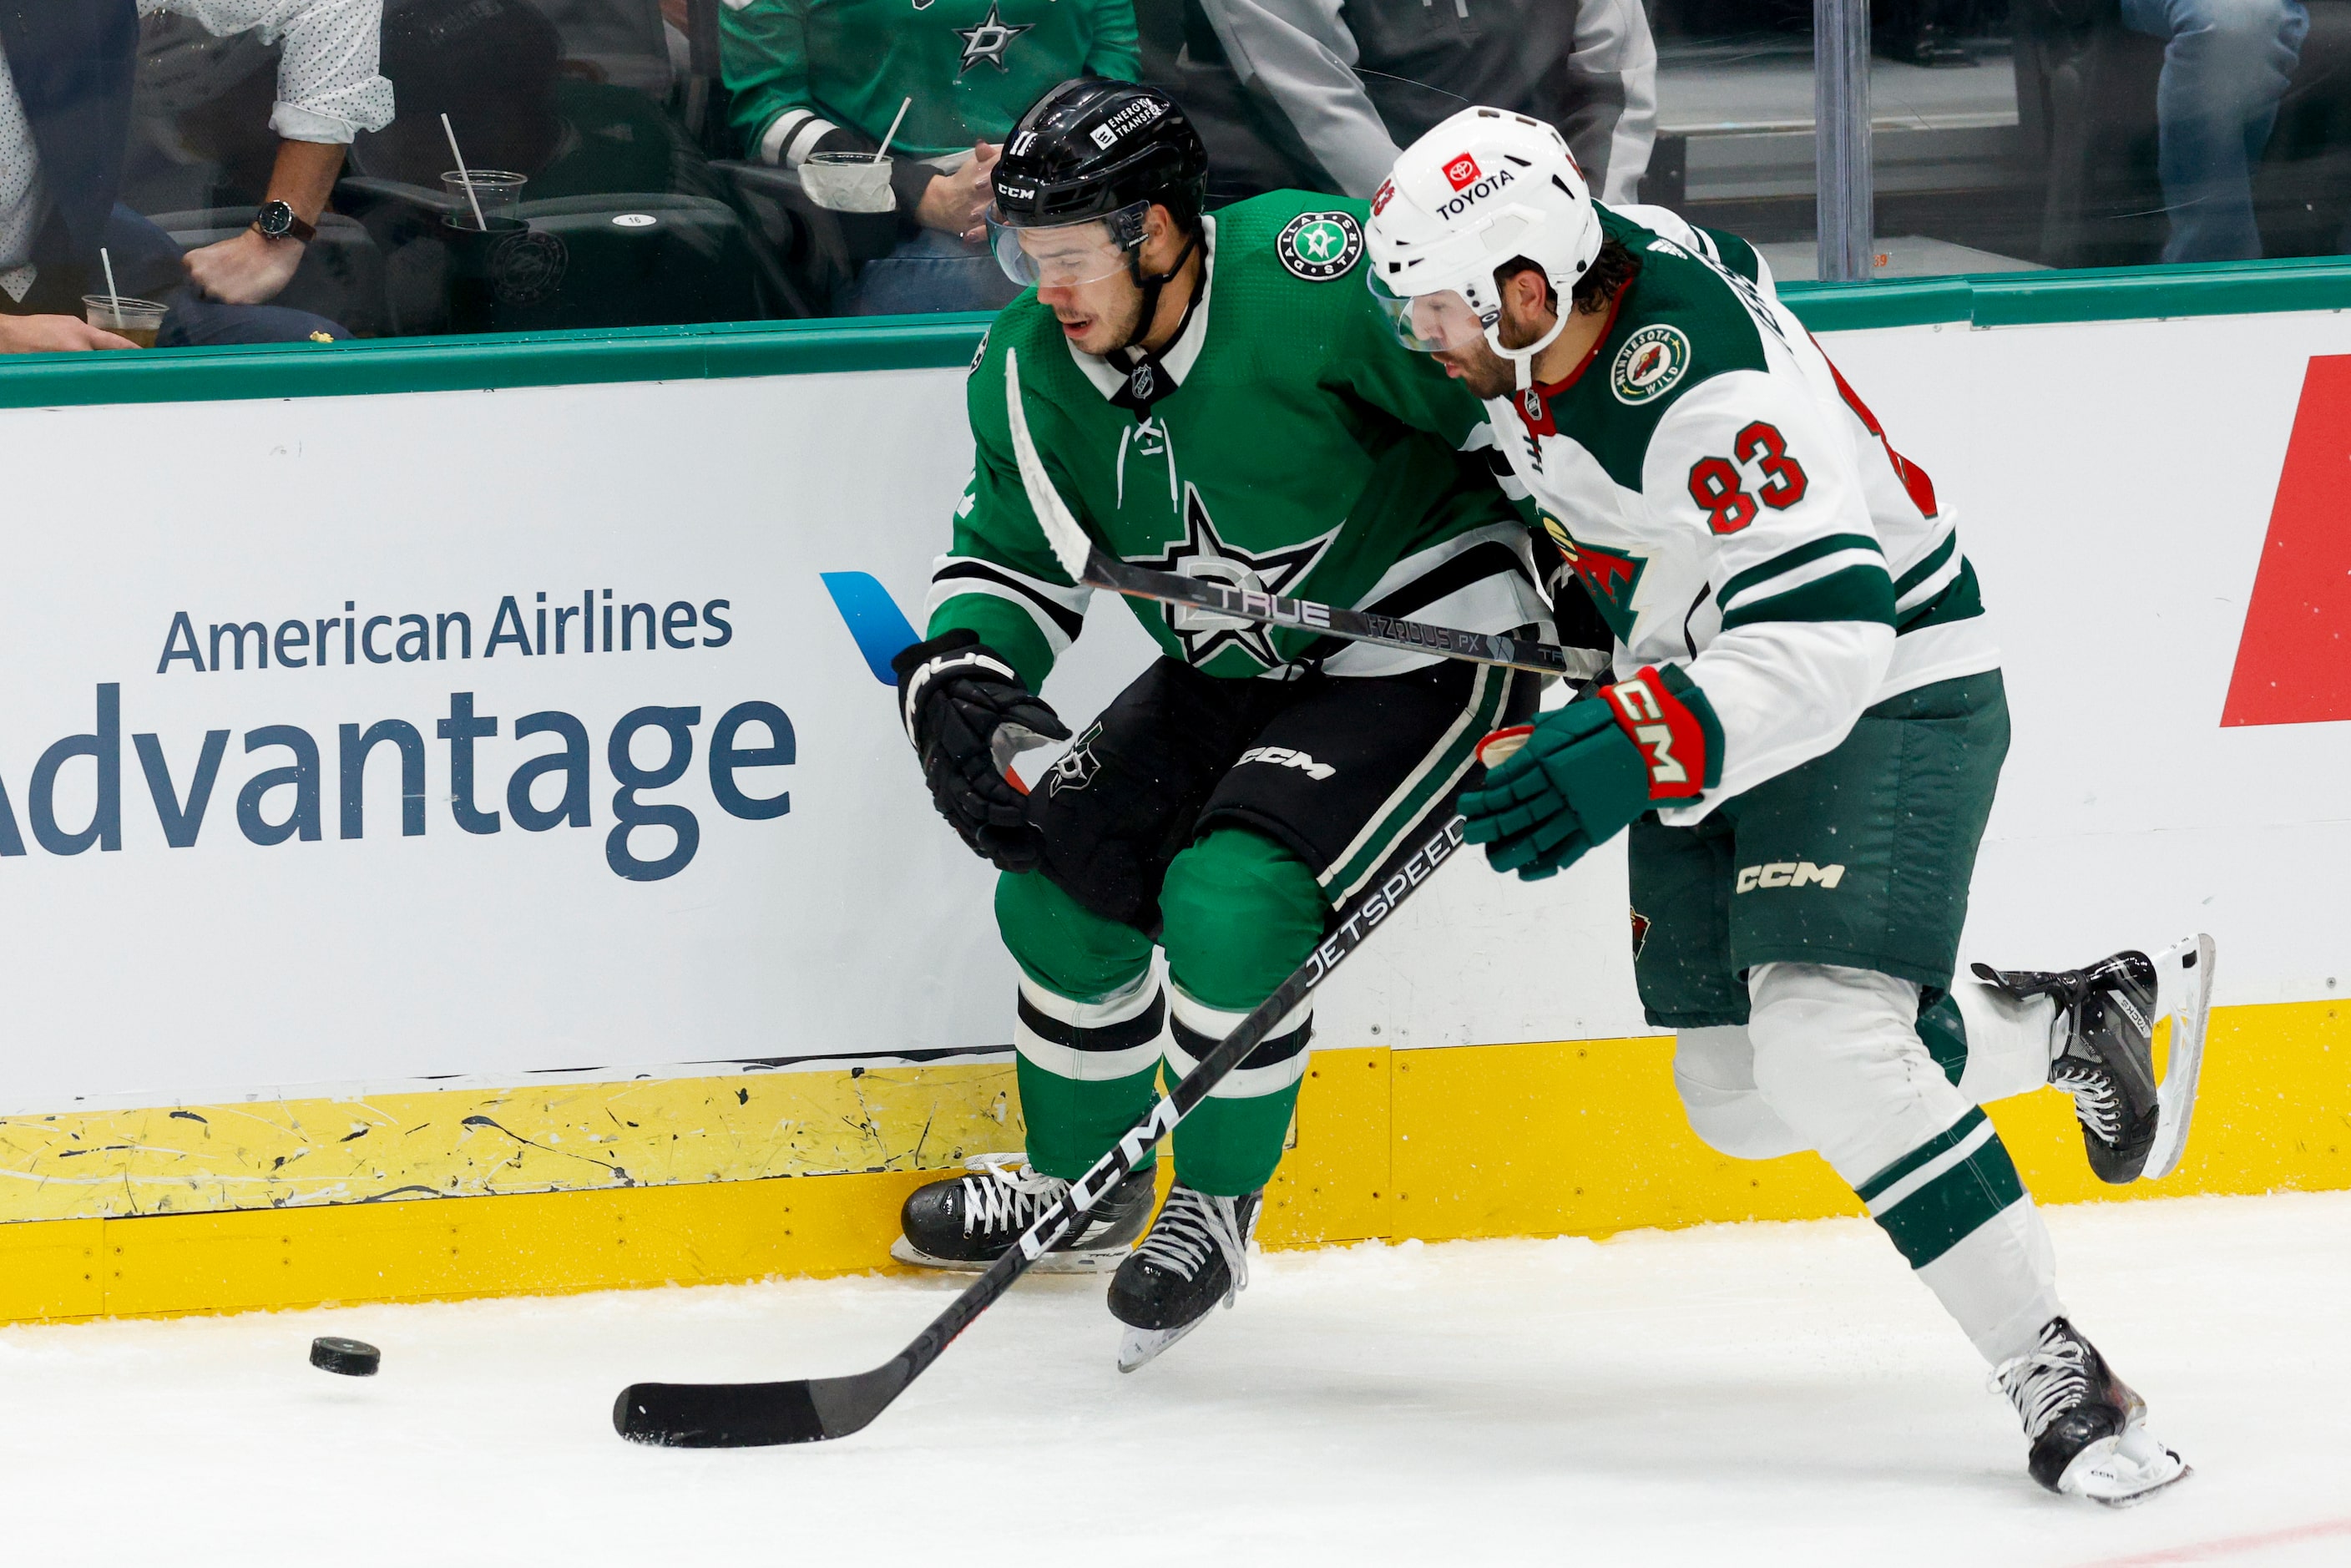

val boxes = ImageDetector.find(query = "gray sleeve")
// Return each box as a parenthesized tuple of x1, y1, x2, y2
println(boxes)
(1561, 0, 1656, 205)
(1193, 0, 1400, 199)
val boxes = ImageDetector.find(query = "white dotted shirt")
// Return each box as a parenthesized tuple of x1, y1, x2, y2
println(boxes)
(0, 0, 395, 301)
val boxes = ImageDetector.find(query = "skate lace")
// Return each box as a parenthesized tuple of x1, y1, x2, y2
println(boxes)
(1135, 1186, 1251, 1301)
(1990, 1331, 2093, 1440)
(956, 1154, 1068, 1239)
(2050, 1057, 2126, 1146)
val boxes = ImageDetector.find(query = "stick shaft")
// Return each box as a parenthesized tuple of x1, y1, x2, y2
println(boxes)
(860, 812, 1474, 1407)
(1083, 548, 1605, 681)
(1000, 346, 1605, 687)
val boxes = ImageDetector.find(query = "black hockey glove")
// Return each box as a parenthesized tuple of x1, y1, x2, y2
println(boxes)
(892, 629, 1070, 873)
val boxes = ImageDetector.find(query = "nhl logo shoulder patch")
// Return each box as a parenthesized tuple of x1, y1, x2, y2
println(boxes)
(1277, 211, 1363, 281)
(1610, 323, 1692, 406)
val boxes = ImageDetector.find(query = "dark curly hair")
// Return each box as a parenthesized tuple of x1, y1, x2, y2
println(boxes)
(1497, 234, 1641, 318)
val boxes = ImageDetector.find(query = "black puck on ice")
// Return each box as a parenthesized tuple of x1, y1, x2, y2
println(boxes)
(310, 1336, 381, 1377)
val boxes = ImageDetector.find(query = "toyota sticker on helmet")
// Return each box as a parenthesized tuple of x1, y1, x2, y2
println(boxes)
(1431, 164, 1516, 221)
(1443, 154, 1480, 190)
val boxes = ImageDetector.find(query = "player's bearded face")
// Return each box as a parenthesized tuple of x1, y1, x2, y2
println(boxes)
(1431, 320, 1515, 400)
(1430, 291, 1552, 400)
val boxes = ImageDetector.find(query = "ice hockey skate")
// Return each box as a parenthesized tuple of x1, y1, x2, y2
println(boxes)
(1108, 1182, 1261, 1371)
(1972, 934, 2215, 1183)
(891, 1154, 1155, 1273)
(1992, 1317, 2189, 1505)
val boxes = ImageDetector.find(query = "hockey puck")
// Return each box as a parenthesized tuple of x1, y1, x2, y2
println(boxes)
(310, 1336, 381, 1377)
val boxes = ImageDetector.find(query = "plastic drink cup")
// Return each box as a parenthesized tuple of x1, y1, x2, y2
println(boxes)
(801, 150, 896, 214)
(83, 294, 167, 347)
(442, 169, 528, 228)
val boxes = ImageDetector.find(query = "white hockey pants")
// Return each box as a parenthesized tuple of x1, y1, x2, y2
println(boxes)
(1673, 962, 2065, 1363)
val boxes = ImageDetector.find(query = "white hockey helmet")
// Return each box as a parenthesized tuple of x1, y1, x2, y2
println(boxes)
(1363, 106, 1603, 389)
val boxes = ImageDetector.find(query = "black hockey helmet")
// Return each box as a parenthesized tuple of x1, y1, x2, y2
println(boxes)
(990, 78, 1208, 235)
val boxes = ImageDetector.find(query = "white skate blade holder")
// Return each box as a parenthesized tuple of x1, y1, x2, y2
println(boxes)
(887, 1235, 1126, 1276)
(2059, 1424, 2192, 1506)
(2146, 934, 2217, 1181)
(1118, 1316, 1211, 1373)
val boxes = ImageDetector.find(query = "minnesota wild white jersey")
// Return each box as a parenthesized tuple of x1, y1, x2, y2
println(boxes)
(1489, 203, 1998, 823)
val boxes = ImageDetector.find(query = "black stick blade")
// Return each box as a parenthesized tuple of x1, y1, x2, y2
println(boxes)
(614, 1380, 829, 1447)
(614, 1363, 907, 1448)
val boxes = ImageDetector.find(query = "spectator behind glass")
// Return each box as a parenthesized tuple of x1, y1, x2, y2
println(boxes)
(352, 0, 720, 202)
(0, 0, 391, 352)
(2122, 0, 2309, 261)
(721, 0, 1139, 315)
(1145, 0, 1655, 205)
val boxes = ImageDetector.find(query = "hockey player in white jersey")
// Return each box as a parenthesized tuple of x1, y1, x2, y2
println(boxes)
(1364, 107, 2214, 1503)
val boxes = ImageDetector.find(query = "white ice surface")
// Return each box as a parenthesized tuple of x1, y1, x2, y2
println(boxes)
(6, 1191, 2349, 1565)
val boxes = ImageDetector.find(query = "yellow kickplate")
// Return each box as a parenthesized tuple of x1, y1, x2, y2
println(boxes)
(0, 1063, 1021, 1225)
(0, 999, 2343, 1325)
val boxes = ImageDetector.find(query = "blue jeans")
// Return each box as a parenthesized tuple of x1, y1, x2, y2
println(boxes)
(2123, 0, 2310, 262)
(99, 204, 351, 345)
(837, 228, 1021, 317)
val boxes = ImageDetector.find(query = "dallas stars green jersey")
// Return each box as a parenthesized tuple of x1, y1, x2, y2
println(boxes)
(1483, 202, 1998, 822)
(929, 190, 1547, 689)
(721, 0, 1137, 168)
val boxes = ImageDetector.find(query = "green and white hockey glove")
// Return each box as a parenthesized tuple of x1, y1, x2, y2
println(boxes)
(1460, 665, 1721, 881)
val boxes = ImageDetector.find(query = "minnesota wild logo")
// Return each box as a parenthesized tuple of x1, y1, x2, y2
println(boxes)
(1610, 323, 1691, 406)
(1277, 211, 1363, 281)
(1541, 510, 1645, 640)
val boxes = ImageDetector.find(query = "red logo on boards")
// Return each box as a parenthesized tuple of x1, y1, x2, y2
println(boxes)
(1443, 154, 1480, 190)
(2226, 354, 2351, 726)
(1372, 179, 1394, 215)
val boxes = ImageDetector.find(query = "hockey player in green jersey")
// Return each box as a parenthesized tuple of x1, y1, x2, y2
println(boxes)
(887, 79, 1550, 1368)
(1365, 108, 2216, 1502)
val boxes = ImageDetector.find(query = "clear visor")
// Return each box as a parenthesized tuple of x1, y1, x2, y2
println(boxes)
(988, 203, 1145, 288)
(1368, 271, 1491, 353)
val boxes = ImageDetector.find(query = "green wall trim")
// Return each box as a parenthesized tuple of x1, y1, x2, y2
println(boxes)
(0, 311, 996, 411)
(5, 251, 2351, 410)
(1782, 252, 2351, 333)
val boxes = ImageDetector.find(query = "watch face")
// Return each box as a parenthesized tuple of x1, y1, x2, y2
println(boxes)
(257, 201, 291, 237)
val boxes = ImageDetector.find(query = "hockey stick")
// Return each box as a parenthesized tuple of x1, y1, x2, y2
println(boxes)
(613, 795, 1498, 1448)
(999, 349, 1607, 684)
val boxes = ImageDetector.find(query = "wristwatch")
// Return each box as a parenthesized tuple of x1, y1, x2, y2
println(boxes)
(254, 200, 317, 244)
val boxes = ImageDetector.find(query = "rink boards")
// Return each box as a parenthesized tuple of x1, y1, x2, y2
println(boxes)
(2, 270, 2348, 1320)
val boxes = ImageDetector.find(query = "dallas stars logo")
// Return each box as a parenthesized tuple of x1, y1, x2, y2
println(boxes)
(955, 3, 1031, 73)
(1277, 210, 1363, 281)
(1135, 483, 1337, 668)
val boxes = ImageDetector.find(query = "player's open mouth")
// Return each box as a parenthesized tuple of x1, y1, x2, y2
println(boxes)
(1054, 312, 1093, 338)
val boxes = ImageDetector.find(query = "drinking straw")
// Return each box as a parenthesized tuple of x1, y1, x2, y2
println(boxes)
(99, 247, 123, 328)
(873, 97, 912, 164)
(442, 113, 490, 230)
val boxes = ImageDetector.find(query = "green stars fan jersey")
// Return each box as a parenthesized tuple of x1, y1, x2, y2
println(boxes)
(721, 0, 1138, 167)
(928, 190, 1549, 689)
(1488, 202, 1999, 822)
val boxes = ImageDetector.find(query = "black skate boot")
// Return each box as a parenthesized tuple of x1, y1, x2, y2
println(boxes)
(1106, 1182, 1261, 1372)
(1992, 1317, 2188, 1504)
(1972, 935, 2214, 1184)
(891, 1154, 1154, 1273)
